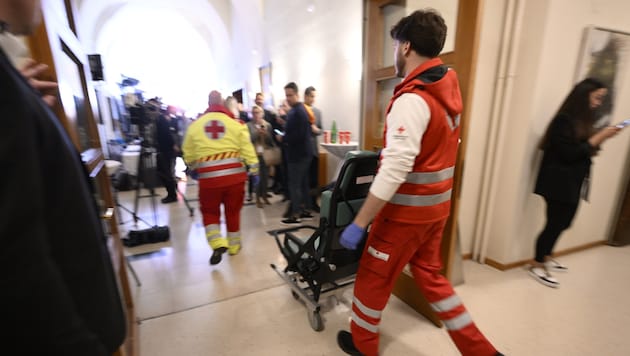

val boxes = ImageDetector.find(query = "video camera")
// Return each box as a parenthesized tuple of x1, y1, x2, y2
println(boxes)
(129, 98, 163, 148)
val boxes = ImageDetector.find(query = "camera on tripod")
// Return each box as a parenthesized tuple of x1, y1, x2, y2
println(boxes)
(128, 98, 162, 149)
(120, 98, 173, 246)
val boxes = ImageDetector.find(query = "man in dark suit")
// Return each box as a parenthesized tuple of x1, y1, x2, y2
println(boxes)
(149, 99, 179, 203)
(0, 2, 126, 354)
(281, 82, 314, 224)
(304, 86, 323, 211)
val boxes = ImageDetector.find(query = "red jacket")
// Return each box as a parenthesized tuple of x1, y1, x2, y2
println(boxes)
(379, 58, 462, 223)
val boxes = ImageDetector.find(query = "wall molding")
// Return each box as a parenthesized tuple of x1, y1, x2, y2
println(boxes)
(462, 240, 607, 271)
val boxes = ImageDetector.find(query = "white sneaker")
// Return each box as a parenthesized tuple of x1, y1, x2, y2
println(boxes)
(528, 267, 560, 288)
(545, 258, 568, 272)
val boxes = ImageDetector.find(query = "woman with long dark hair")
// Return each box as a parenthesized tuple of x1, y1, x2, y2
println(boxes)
(530, 78, 622, 288)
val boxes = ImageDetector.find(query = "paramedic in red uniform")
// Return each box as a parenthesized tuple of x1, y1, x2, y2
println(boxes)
(182, 91, 259, 266)
(336, 9, 503, 356)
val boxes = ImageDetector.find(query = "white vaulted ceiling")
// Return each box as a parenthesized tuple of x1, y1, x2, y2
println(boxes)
(72, 0, 261, 113)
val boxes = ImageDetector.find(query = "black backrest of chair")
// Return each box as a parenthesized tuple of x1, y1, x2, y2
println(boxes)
(323, 151, 379, 263)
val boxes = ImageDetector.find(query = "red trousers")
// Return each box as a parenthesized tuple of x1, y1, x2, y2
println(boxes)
(350, 216, 497, 356)
(198, 181, 244, 249)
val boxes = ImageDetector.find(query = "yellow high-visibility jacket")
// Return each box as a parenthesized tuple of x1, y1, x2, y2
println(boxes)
(183, 108, 259, 187)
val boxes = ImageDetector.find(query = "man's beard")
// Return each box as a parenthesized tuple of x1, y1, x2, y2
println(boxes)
(395, 54, 405, 78)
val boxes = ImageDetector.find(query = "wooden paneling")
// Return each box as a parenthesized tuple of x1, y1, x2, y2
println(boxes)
(27, 1, 137, 355)
(440, 0, 482, 281)
(611, 175, 630, 246)
(485, 240, 607, 271)
(318, 151, 328, 188)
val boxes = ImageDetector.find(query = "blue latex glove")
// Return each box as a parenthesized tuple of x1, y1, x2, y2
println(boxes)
(251, 174, 260, 187)
(340, 223, 366, 250)
(188, 169, 199, 180)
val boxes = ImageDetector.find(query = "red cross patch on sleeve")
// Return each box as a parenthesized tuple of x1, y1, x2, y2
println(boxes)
(392, 125, 408, 140)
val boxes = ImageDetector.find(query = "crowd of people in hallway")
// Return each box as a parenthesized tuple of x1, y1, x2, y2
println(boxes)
(3, 1, 630, 355)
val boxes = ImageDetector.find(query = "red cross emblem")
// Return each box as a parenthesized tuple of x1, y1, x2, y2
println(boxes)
(397, 126, 406, 134)
(205, 120, 225, 139)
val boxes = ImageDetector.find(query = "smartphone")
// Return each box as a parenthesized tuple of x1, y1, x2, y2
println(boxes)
(274, 129, 285, 136)
(615, 119, 630, 128)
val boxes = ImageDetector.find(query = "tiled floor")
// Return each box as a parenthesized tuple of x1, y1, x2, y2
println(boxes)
(117, 182, 630, 356)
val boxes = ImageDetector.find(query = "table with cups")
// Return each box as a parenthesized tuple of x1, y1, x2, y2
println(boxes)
(319, 130, 359, 180)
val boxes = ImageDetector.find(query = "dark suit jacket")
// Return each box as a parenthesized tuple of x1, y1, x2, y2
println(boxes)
(0, 48, 125, 354)
(284, 103, 313, 162)
(156, 114, 176, 157)
(535, 113, 595, 204)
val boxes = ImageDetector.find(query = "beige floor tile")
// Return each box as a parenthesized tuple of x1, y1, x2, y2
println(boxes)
(118, 184, 630, 355)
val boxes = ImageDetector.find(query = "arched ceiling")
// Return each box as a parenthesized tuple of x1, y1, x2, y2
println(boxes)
(72, 0, 240, 112)
(75, 0, 231, 50)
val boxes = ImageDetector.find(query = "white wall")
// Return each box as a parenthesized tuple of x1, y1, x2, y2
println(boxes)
(261, 0, 363, 180)
(77, 0, 232, 114)
(226, 0, 265, 105)
(459, 0, 630, 264)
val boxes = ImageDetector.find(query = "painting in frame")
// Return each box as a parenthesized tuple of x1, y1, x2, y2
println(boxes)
(258, 62, 274, 109)
(575, 26, 630, 125)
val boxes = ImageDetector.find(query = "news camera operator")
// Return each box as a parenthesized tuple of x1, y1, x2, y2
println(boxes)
(147, 99, 179, 203)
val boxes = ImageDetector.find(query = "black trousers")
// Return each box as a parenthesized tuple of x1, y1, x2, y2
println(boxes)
(534, 197, 579, 263)
(309, 155, 319, 204)
(156, 153, 177, 198)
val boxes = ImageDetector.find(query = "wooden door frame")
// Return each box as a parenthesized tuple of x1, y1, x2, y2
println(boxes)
(361, 0, 481, 326)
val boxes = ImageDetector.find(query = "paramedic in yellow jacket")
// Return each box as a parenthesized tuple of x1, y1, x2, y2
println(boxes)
(183, 91, 259, 265)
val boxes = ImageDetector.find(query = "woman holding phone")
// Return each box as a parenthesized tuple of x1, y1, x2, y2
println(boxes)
(247, 105, 275, 208)
(530, 78, 622, 288)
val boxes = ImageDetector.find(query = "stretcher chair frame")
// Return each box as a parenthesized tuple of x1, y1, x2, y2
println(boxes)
(269, 150, 378, 331)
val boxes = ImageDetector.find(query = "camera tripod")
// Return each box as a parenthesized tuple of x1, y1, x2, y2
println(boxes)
(117, 147, 194, 227)
(115, 148, 160, 227)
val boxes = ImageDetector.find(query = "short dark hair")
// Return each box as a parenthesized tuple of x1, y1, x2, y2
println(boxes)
(284, 82, 298, 93)
(304, 86, 316, 97)
(390, 9, 446, 58)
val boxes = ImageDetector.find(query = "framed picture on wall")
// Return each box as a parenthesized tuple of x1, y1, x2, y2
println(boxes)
(259, 62, 274, 109)
(575, 26, 630, 125)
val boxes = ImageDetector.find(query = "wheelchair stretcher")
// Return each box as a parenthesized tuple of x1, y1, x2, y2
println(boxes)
(269, 150, 378, 331)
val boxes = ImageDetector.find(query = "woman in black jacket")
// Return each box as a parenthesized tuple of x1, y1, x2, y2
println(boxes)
(530, 78, 621, 288)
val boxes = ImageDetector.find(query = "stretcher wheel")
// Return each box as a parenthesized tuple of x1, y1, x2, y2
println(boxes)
(308, 309, 324, 332)
(291, 290, 300, 300)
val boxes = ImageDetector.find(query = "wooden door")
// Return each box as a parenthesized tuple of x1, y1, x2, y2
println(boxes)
(610, 181, 630, 246)
(27, 1, 137, 355)
(361, 0, 481, 326)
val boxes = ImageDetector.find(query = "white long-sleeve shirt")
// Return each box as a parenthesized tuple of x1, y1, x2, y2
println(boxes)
(369, 93, 431, 202)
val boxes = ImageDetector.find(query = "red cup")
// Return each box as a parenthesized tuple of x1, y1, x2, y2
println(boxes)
(323, 130, 331, 144)
(340, 131, 349, 144)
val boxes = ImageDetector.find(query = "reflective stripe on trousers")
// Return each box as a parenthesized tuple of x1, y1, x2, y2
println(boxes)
(206, 224, 228, 250)
(227, 231, 241, 247)
(430, 295, 474, 331)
